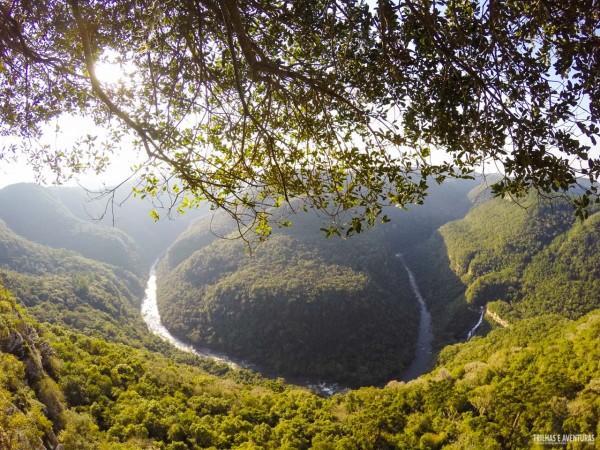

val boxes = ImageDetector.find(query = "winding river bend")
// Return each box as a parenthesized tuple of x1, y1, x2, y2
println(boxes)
(140, 264, 341, 395)
(141, 256, 436, 391)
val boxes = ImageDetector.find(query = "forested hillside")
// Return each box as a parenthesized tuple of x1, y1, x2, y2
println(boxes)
(2, 0, 599, 445)
(409, 191, 600, 347)
(0, 220, 154, 347)
(519, 211, 600, 319)
(2, 276, 598, 449)
(54, 184, 206, 265)
(157, 210, 419, 387)
(155, 179, 482, 387)
(0, 184, 142, 272)
(0, 180, 599, 449)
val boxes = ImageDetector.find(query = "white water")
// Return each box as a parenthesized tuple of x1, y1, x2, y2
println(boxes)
(140, 264, 239, 367)
(467, 307, 485, 341)
(396, 253, 434, 381)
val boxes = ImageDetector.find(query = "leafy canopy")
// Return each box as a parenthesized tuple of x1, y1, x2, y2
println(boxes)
(1, 0, 599, 234)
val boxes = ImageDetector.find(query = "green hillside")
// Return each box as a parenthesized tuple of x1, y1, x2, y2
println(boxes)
(157, 210, 420, 387)
(0, 180, 598, 448)
(0, 284, 65, 449)
(438, 195, 575, 306)
(2, 276, 598, 449)
(0, 220, 155, 347)
(409, 191, 600, 347)
(519, 211, 600, 319)
(0, 183, 142, 272)
(343, 310, 600, 449)
(381, 178, 480, 252)
(53, 184, 206, 265)
(154, 179, 482, 387)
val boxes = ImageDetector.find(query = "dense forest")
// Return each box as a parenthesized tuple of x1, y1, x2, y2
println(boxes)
(2, 0, 600, 446)
(155, 179, 483, 387)
(408, 188, 600, 350)
(0, 219, 153, 348)
(2, 277, 598, 449)
(157, 211, 420, 387)
(0, 181, 598, 449)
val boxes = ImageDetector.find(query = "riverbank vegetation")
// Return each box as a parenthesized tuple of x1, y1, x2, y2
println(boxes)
(2, 0, 600, 445)
(1, 180, 599, 448)
(157, 210, 419, 387)
(154, 179, 484, 386)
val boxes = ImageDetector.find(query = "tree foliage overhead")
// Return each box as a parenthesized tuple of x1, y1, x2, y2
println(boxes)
(1, 0, 599, 232)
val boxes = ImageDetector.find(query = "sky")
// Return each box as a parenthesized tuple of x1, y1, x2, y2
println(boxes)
(0, 116, 143, 190)
(0, 62, 144, 190)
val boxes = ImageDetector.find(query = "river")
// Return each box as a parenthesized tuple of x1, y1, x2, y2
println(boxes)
(140, 264, 241, 367)
(396, 253, 434, 381)
(141, 256, 436, 392)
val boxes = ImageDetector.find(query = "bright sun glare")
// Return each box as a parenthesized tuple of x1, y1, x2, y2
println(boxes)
(94, 61, 125, 85)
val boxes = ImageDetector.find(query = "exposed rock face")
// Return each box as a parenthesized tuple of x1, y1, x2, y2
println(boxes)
(1, 310, 45, 382)
(486, 308, 510, 328)
(0, 307, 64, 450)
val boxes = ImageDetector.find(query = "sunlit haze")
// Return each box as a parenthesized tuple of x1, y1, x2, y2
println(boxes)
(1, 113, 144, 190)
